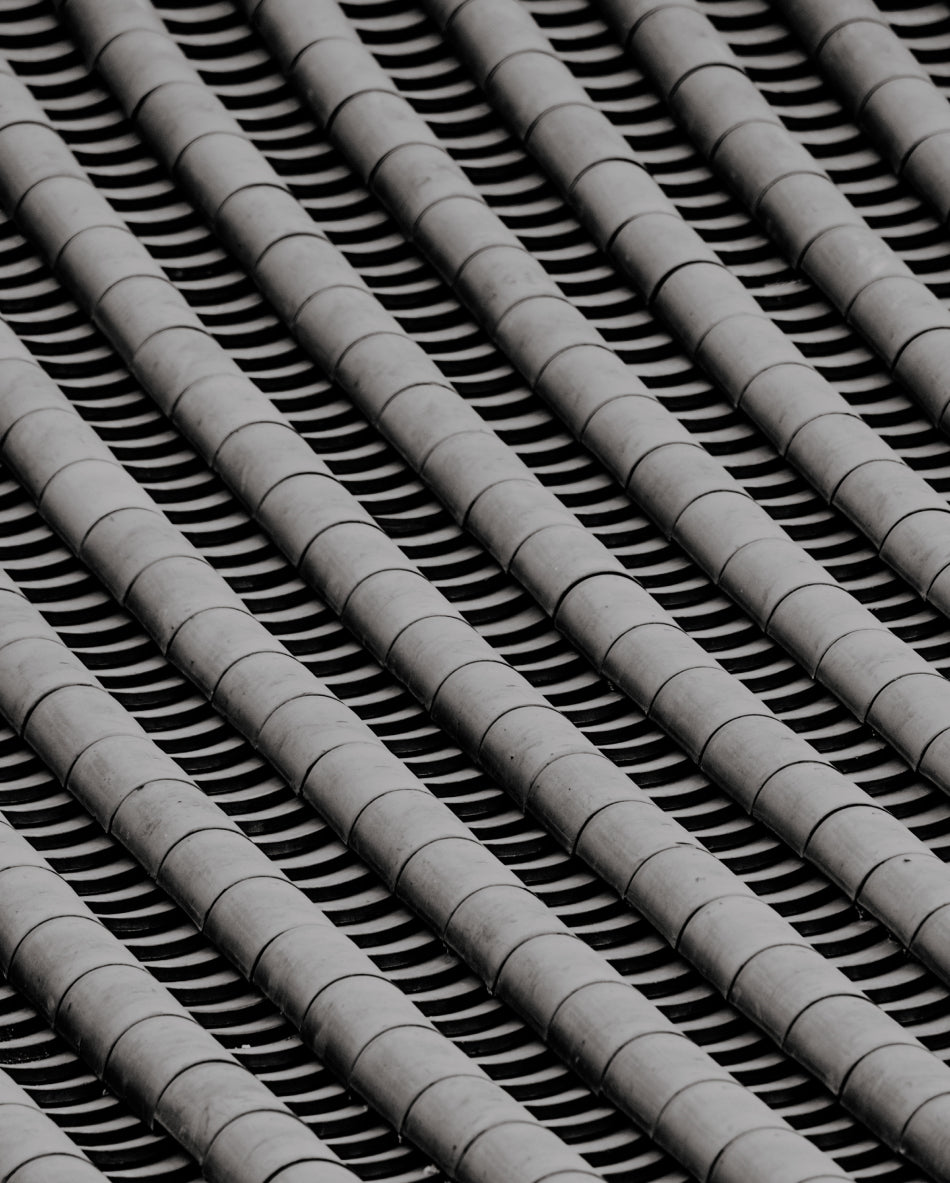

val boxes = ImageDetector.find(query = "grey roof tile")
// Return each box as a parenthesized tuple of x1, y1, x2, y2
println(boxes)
(4, 0, 950, 1179)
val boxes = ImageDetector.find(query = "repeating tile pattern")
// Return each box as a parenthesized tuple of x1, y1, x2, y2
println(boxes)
(1, 1, 950, 1181)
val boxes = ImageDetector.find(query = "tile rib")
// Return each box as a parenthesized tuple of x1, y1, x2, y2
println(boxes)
(594, 0, 950, 440)
(0, 753, 354, 1183)
(0, 566, 600, 1183)
(53, 0, 950, 982)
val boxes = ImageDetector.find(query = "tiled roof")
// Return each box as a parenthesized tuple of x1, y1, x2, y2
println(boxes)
(2, 0, 950, 1181)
